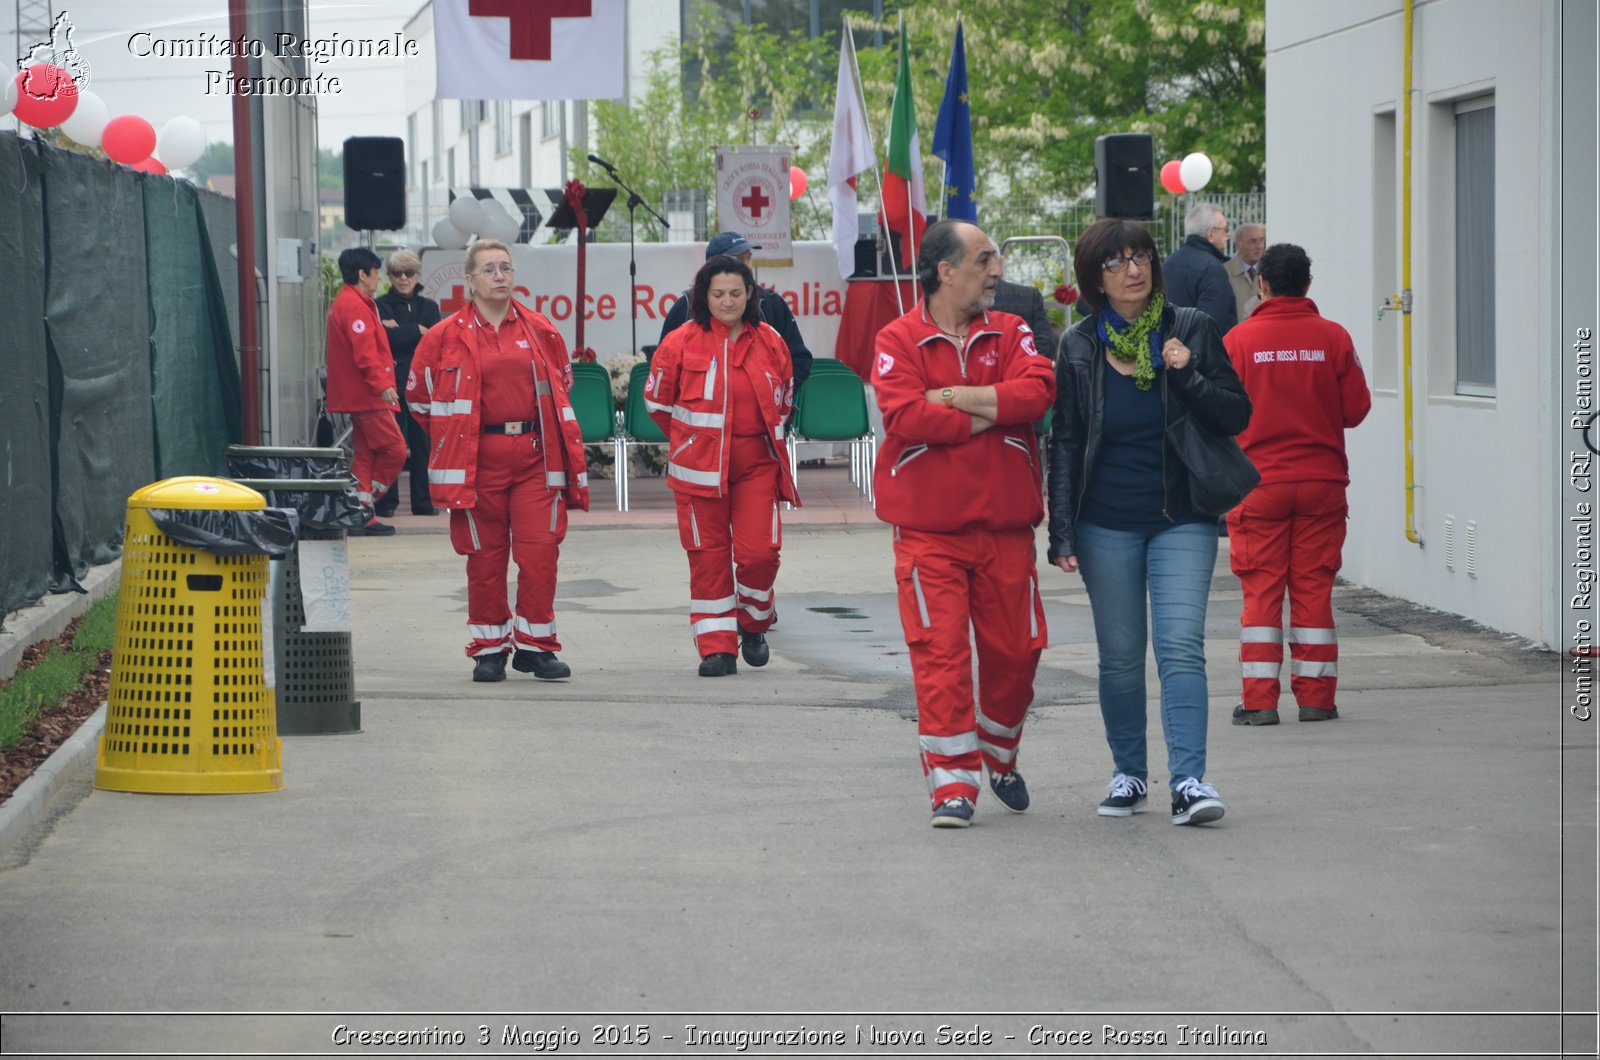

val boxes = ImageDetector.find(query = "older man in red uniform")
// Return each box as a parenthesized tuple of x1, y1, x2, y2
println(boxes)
(1224, 243, 1371, 724)
(326, 246, 406, 536)
(872, 219, 1056, 829)
(408, 240, 591, 683)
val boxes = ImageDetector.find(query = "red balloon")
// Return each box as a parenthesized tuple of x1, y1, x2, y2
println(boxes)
(133, 156, 167, 175)
(1164, 160, 1190, 196)
(1160, 160, 1186, 195)
(789, 165, 808, 200)
(103, 115, 157, 165)
(12, 65, 79, 128)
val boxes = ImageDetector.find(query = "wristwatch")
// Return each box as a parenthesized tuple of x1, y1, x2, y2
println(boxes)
(940, 387, 956, 408)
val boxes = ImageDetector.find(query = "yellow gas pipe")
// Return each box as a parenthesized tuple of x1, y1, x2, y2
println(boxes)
(1401, 0, 1422, 544)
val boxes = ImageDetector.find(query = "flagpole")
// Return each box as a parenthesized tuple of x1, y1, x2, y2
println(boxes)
(874, 14, 906, 316)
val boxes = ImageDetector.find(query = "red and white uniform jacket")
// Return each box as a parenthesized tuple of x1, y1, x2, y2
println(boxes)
(405, 301, 591, 512)
(325, 284, 397, 413)
(871, 302, 1056, 532)
(645, 318, 800, 505)
(1223, 296, 1372, 486)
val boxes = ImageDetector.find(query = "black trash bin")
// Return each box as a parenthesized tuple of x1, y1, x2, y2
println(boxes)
(227, 446, 368, 736)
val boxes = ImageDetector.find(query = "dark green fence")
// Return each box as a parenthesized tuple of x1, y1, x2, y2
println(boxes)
(0, 133, 242, 625)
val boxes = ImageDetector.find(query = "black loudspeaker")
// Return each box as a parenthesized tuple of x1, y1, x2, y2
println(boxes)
(344, 136, 406, 231)
(1095, 133, 1154, 219)
(851, 236, 878, 278)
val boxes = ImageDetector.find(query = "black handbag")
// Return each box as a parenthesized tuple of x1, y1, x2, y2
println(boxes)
(1162, 371, 1260, 515)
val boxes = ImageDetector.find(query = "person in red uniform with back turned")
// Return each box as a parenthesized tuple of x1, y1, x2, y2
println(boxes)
(326, 246, 407, 536)
(646, 255, 799, 678)
(406, 240, 591, 684)
(872, 219, 1056, 829)
(1223, 243, 1371, 724)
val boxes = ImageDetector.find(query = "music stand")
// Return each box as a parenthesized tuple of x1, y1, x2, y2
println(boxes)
(545, 188, 616, 355)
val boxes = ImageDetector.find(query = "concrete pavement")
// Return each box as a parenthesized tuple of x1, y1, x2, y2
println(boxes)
(0, 466, 1592, 1057)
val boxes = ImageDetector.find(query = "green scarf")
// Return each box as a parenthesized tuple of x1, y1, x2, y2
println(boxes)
(1102, 293, 1165, 391)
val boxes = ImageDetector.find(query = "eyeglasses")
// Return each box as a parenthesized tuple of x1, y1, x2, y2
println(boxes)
(1102, 251, 1153, 273)
(389, 269, 417, 279)
(475, 264, 515, 277)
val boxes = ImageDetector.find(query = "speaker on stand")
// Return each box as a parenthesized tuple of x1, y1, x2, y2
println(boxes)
(343, 136, 406, 232)
(1094, 133, 1154, 220)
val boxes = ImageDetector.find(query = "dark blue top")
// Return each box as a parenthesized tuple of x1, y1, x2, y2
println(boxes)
(1081, 367, 1168, 532)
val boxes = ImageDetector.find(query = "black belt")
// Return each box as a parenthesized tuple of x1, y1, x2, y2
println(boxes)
(483, 420, 537, 435)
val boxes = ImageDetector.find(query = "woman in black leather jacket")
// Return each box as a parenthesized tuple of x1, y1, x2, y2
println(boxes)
(1047, 218, 1251, 827)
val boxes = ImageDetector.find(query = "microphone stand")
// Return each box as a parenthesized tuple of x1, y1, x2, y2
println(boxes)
(595, 162, 669, 359)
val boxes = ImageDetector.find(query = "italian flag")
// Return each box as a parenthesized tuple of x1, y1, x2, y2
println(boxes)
(879, 14, 927, 271)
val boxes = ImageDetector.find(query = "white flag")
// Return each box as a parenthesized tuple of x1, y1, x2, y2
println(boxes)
(434, 0, 624, 101)
(826, 21, 876, 280)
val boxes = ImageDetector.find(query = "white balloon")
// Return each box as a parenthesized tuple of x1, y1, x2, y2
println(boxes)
(482, 207, 522, 244)
(1179, 152, 1214, 194)
(157, 116, 207, 170)
(432, 218, 469, 250)
(447, 195, 486, 235)
(2, 76, 16, 119)
(59, 88, 109, 147)
(478, 199, 510, 223)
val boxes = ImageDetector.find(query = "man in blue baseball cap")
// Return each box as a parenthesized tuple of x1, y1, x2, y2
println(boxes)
(656, 231, 812, 392)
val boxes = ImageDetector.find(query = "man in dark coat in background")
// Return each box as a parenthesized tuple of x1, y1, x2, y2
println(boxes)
(1164, 203, 1238, 336)
(990, 278, 1057, 357)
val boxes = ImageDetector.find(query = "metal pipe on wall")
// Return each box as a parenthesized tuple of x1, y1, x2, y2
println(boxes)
(230, 0, 261, 444)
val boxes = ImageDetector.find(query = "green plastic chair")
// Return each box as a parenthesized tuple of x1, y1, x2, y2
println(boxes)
(567, 362, 622, 510)
(618, 361, 669, 511)
(787, 368, 877, 504)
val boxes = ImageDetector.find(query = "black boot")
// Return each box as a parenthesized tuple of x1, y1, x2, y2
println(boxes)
(698, 653, 738, 677)
(739, 629, 769, 667)
(513, 650, 572, 680)
(472, 653, 507, 683)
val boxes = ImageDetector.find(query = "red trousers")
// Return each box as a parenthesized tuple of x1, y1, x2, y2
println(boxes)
(892, 525, 1047, 807)
(1226, 480, 1347, 709)
(675, 434, 782, 658)
(450, 433, 567, 658)
(350, 408, 406, 508)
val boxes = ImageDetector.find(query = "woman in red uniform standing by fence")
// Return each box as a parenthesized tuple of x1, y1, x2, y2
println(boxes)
(407, 239, 591, 683)
(646, 255, 800, 677)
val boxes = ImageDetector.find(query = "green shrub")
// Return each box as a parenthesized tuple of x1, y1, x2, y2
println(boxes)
(0, 594, 119, 751)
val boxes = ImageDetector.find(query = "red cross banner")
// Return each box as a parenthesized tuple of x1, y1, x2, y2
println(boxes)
(715, 146, 793, 267)
(434, 0, 624, 101)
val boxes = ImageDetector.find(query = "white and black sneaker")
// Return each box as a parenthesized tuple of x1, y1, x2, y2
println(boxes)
(1097, 773, 1148, 817)
(988, 769, 1030, 813)
(1170, 777, 1226, 825)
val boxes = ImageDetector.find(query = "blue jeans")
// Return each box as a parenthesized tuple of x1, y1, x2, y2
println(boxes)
(1075, 520, 1218, 787)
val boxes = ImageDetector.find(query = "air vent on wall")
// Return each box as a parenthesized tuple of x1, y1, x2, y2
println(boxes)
(1443, 516, 1455, 572)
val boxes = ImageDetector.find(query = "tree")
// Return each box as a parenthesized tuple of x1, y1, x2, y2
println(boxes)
(187, 142, 233, 186)
(586, 0, 1265, 242)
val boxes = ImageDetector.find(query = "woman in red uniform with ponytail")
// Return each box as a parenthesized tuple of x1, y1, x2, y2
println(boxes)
(646, 255, 800, 677)
(407, 240, 591, 683)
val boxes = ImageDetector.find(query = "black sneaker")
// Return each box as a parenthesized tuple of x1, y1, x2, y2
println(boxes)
(512, 650, 571, 680)
(931, 797, 974, 828)
(1232, 704, 1280, 726)
(1171, 777, 1226, 825)
(348, 520, 396, 537)
(739, 629, 769, 667)
(1098, 773, 1148, 817)
(1298, 706, 1339, 722)
(988, 769, 1029, 813)
(472, 653, 507, 683)
(698, 653, 737, 677)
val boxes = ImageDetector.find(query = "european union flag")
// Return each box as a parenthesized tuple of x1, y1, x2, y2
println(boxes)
(932, 20, 976, 223)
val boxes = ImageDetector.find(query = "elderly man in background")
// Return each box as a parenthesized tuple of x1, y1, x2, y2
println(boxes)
(1225, 223, 1267, 324)
(1164, 203, 1238, 336)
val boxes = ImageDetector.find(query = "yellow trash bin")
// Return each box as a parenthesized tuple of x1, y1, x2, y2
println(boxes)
(95, 477, 286, 794)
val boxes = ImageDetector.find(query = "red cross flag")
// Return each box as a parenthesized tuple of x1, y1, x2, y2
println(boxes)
(715, 146, 793, 266)
(434, 0, 624, 101)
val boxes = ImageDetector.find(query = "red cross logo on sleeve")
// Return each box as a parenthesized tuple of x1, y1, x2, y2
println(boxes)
(468, 0, 592, 61)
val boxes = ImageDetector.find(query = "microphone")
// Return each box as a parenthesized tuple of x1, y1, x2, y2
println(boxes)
(587, 153, 618, 172)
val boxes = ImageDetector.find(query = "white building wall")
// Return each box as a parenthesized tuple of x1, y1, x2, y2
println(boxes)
(1266, 0, 1559, 645)
(399, 1, 680, 246)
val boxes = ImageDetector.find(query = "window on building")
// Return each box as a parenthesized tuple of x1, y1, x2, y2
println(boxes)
(520, 112, 533, 188)
(460, 99, 486, 126)
(541, 100, 559, 140)
(679, 0, 884, 102)
(407, 114, 418, 184)
(447, 147, 456, 187)
(494, 101, 513, 156)
(468, 126, 480, 185)
(1454, 97, 1495, 396)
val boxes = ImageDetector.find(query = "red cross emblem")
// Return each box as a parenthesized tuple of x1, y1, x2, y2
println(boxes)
(732, 175, 779, 227)
(468, 0, 591, 61)
(740, 184, 770, 219)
